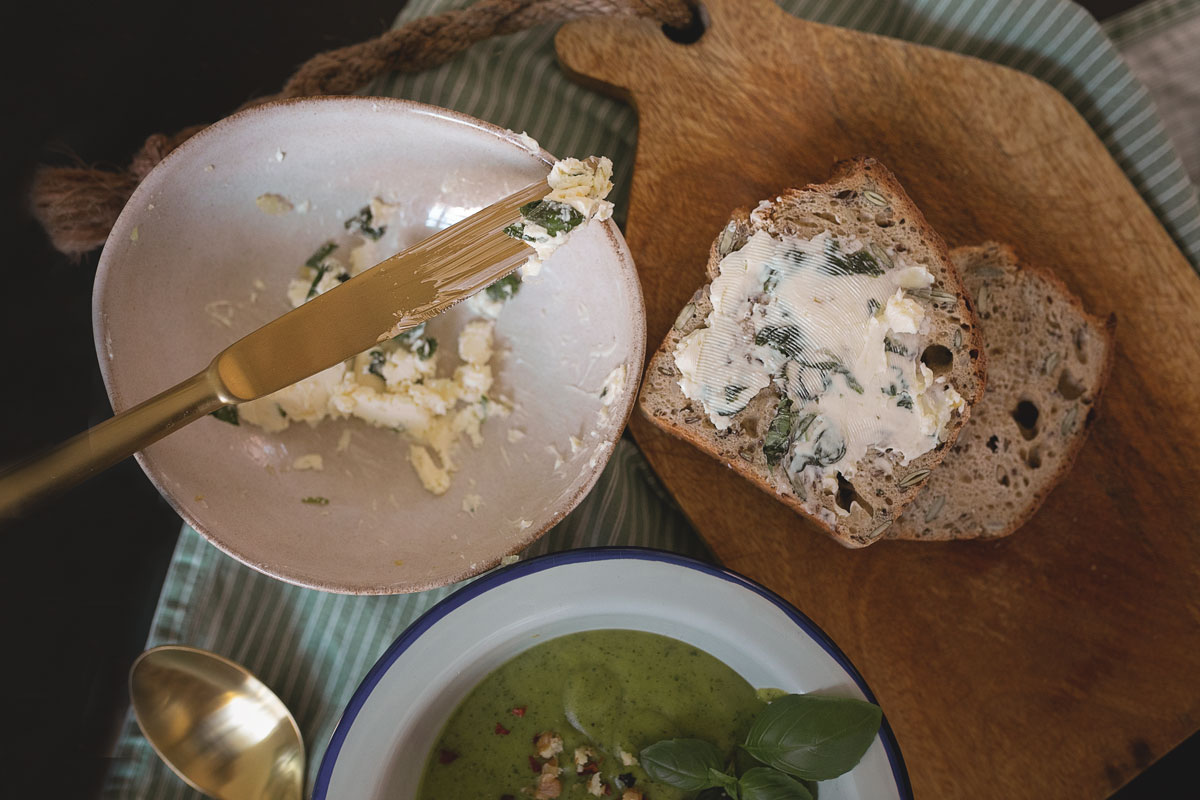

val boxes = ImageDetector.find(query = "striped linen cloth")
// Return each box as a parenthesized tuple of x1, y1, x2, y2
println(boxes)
(102, 1, 1200, 796)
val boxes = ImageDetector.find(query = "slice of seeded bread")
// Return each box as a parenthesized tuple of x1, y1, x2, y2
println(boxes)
(639, 157, 986, 548)
(889, 244, 1115, 540)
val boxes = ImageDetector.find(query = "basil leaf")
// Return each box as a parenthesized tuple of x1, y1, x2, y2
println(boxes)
(344, 206, 386, 240)
(883, 336, 909, 356)
(724, 384, 749, 405)
(367, 350, 386, 379)
(502, 222, 528, 240)
(210, 406, 239, 425)
(640, 739, 725, 791)
(818, 240, 883, 277)
(741, 694, 882, 781)
(414, 337, 437, 360)
(306, 264, 329, 300)
(763, 397, 796, 467)
(519, 199, 584, 236)
(802, 356, 863, 395)
(305, 241, 338, 268)
(697, 788, 736, 800)
(739, 767, 814, 800)
(485, 273, 521, 302)
(755, 325, 806, 360)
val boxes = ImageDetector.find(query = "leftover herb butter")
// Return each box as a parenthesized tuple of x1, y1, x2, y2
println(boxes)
(238, 156, 616, 497)
(239, 197, 517, 496)
(503, 156, 614, 277)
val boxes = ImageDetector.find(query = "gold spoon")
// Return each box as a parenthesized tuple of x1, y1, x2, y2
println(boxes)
(129, 645, 304, 800)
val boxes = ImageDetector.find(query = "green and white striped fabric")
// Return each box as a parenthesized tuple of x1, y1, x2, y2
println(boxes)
(1104, 0, 1199, 45)
(101, 438, 708, 798)
(103, 1, 1200, 797)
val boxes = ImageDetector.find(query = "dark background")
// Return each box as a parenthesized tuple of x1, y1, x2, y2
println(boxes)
(0, 0, 1191, 796)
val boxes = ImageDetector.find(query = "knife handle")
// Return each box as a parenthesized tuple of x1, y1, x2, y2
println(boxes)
(0, 367, 225, 519)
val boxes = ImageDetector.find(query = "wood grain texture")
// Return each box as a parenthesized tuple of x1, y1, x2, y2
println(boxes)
(556, 1, 1200, 797)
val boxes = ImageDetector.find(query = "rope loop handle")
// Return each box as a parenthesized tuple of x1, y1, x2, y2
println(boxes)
(31, 0, 692, 257)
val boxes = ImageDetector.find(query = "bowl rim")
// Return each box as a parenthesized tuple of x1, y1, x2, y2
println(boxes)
(312, 546, 913, 799)
(91, 95, 646, 595)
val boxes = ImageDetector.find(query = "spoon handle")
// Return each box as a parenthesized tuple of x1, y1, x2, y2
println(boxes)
(0, 366, 225, 518)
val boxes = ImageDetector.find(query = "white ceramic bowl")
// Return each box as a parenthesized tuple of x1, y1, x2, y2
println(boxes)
(314, 549, 911, 799)
(93, 97, 644, 594)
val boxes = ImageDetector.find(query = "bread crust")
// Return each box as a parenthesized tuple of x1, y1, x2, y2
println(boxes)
(638, 157, 987, 547)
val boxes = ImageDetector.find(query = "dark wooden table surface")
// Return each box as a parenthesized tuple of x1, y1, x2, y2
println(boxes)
(0, 0, 1190, 796)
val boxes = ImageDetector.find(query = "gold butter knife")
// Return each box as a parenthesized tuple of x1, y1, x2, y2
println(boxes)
(0, 180, 548, 517)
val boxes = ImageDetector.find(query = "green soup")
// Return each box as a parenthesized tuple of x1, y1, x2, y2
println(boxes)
(416, 629, 764, 799)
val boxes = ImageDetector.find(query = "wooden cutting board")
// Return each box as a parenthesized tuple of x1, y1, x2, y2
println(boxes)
(556, 1, 1200, 797)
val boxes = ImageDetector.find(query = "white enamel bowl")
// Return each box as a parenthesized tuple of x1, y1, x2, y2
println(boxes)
(314, 549, 911, 799)
(93, 97, 644, 594)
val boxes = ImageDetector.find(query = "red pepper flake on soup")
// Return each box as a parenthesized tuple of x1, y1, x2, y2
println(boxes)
(494, 722, 510, 735)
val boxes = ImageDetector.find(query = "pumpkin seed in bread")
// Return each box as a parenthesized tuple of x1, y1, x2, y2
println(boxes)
(890, 243, 1115, 540)
(639, 158, 986, 547)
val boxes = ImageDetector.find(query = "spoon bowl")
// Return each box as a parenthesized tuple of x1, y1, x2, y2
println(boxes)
(130, 645, 304, 800)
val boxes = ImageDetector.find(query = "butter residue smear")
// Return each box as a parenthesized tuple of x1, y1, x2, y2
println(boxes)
(674, 224, 964, 514)
(240, 157, 615, 495)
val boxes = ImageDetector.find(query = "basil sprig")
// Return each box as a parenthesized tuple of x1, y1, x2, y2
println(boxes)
(641, 693, 881, 799)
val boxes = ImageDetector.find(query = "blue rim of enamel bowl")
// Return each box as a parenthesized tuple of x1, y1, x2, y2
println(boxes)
(312, 546, 913, 799)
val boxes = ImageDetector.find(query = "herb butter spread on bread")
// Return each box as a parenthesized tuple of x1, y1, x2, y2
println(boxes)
(640, 158, 986, 547)
(890, 244, 1115, 540)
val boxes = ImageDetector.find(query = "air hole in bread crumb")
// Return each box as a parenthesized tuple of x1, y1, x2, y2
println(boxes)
(835, 473, 872, 515)
(921, 345, 953, 376)
(1026, 446, 1042, 469)
(1011, 400, 1039, 440)
(661, 3, 708, 43)
(813, 211, 840, 225)
(986, 435, 999, 453)
(969, 348, 979, 360)
(1057, 371, 1085, 400)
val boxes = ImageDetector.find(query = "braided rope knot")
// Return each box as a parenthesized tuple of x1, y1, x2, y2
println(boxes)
(30, 0, 691, 257)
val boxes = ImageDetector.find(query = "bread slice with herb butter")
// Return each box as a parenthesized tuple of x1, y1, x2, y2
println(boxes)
(639, 157, 986, 547)
(889, 243, 1115, 540)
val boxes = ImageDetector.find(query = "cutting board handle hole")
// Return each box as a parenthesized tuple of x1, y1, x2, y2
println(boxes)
(662, 3, 708, 44)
